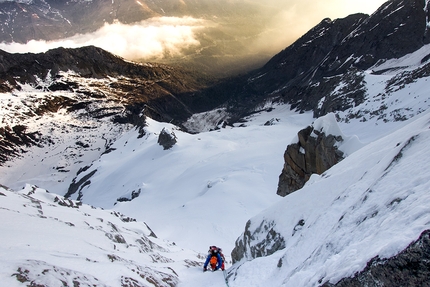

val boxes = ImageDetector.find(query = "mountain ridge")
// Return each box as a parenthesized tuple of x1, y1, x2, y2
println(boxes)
(195, 0, 430, 121)
(230, 109, 430, 286)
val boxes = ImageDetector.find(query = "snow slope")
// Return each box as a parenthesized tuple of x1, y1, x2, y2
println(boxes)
(0, 104, 316, 287)
(336, 44, 430, 143)
(67, 104, 315, 257)
(0, 184, 204, 287)
(231, 109, 430, 286)
(2, 103, 430, 287)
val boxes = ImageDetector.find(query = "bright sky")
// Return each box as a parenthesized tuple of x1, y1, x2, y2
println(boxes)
(249, 0, 389, 55)
(328, 0, 388, 16)
(257, 0, 388, 17)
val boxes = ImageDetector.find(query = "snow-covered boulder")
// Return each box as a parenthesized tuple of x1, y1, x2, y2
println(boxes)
(277, 113, 362, 196)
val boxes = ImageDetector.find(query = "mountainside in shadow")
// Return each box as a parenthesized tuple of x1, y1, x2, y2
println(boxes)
(196, 0, 430, 122)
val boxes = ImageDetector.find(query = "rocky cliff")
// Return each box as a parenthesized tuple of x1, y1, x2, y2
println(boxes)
(277, 125, 344, 197)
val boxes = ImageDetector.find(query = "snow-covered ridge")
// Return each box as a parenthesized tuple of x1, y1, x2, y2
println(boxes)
(331, 44, 430, 143)
(0, 184, 202, 287)
(230, 109, 430, 286)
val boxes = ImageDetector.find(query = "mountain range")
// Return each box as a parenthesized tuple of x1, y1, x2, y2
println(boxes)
(1, 0, 430, 286)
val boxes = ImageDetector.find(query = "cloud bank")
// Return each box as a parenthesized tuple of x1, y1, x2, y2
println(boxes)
(0, 17, 207, 61)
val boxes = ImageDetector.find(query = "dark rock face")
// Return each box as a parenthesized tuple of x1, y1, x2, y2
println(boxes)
(231, 219, 286, 264)
(158, 128, 177, 150)
(65, 169, 98, 200)
(277, 126, 344, 197)
(321, 229, 430, 287)
(116, 189, 141, 203)
(0, 125, 42, 164)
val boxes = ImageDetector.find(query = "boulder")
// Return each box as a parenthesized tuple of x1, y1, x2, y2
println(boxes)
(157, 128, 177, 150)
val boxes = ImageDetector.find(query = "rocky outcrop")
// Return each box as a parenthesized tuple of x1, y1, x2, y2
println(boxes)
(0, 125, 42, 164)
(65, 169, 97, 200)
(158, 128, 177, 150)
(277, 125, 344, 197)
(231, 219, 286, 264)
(321, 229, 430, 287)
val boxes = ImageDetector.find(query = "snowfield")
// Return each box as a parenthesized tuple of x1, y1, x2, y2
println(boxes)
(67, 104, 315, 255)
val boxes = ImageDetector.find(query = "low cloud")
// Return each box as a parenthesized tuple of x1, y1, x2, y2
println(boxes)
(0, 17, 207, 61)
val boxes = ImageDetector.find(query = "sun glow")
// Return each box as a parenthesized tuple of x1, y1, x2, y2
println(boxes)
(248, 0, 389, 55)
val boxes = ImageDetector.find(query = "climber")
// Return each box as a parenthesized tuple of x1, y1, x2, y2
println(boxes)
(203, 246, 225, 272)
